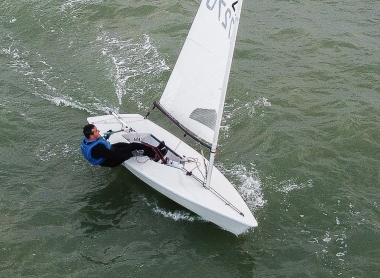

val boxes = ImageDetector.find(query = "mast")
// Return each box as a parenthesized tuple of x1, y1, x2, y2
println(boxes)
(205, 0, 243, 188)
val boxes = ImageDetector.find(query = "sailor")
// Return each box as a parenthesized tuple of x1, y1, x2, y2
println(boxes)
(81, 124, 166, 167)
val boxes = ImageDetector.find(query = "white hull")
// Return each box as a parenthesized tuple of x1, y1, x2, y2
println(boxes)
(88, 114, 257, 235)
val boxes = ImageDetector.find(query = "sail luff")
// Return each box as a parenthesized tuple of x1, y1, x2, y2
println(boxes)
(205, 0, 244, 188)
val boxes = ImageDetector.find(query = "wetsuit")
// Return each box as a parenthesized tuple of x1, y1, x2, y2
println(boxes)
(92, 142, 156, 167)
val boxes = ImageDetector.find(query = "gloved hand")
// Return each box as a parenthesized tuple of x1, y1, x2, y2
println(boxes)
(104, 130, 113, 140)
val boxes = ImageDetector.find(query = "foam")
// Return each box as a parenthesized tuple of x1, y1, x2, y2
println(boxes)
(36, 143, 77, 162)
(0, 35, 130, 114)
(242, 96, 272, 118)
(217, 163, 266, 211)
(152, 207, 199, 222)
(140, 196, 203, 223)
(277, 179, 313, 193)
(60, 0, 104, 12)
(97, 33, 169, 106)
(35, 93, 114, 115)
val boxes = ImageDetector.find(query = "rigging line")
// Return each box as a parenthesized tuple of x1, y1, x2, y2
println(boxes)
(180, 167, 205, 186)
(183, 157, 205, 180)
(169, 140, 183, 160)
(209, 187, 245, 216)
(178, 166, 244, 216)
(141, 141, 167, 164)
(144, 103, 156, 119)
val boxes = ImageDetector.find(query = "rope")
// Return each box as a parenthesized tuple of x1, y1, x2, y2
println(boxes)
(141, 142, 167, 164)
(209, 187, 245, 216)
(144, 103, 156, 119)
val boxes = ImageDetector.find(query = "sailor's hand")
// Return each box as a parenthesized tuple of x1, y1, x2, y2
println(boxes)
(104, 130, 113, 140)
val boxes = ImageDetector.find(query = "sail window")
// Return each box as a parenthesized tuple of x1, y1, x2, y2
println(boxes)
(189, 108, 217, 130)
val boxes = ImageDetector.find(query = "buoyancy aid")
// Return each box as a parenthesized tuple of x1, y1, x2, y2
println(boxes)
(81, 137, 111, 165)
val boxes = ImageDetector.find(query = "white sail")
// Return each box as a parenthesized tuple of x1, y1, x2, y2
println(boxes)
(158, 0, 243, 147)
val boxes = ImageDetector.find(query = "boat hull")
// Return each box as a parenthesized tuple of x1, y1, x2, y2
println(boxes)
(87, 114, 257, 235)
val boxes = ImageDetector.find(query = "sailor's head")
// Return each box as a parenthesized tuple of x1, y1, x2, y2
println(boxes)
(83, 124, 101, 140)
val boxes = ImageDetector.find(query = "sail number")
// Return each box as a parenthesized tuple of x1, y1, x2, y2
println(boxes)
(206, 0, 238, 38)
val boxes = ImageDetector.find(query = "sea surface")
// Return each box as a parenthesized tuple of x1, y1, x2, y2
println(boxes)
(1, 0, 379, 277)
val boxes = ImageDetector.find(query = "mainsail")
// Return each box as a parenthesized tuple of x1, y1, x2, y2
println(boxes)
(156, 0, 243, 149)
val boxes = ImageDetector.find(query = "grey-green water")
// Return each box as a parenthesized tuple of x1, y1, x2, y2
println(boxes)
(1, 0, 379, 277)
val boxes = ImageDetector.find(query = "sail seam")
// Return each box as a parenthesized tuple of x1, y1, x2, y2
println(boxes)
(186, 37, 212, 53)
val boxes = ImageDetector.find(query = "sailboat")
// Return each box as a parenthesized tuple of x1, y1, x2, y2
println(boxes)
(86, 0, 258, 235)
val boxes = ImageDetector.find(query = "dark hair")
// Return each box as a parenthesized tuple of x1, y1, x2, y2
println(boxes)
(83, 124, 95, 139)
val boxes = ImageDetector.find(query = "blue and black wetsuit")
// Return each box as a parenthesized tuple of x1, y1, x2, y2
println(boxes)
(81, 138, 156, 168)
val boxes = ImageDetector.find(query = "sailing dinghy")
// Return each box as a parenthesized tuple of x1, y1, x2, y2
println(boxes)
(86, 0, 258, 235)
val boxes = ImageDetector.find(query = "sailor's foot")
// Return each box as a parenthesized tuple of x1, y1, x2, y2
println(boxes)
(161, 148, 168, 157)
(157, 141, 165, 150)
(153, 147, 168, 162)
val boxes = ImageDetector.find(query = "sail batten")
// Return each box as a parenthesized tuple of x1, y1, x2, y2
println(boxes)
(158, 0, 243, 148)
